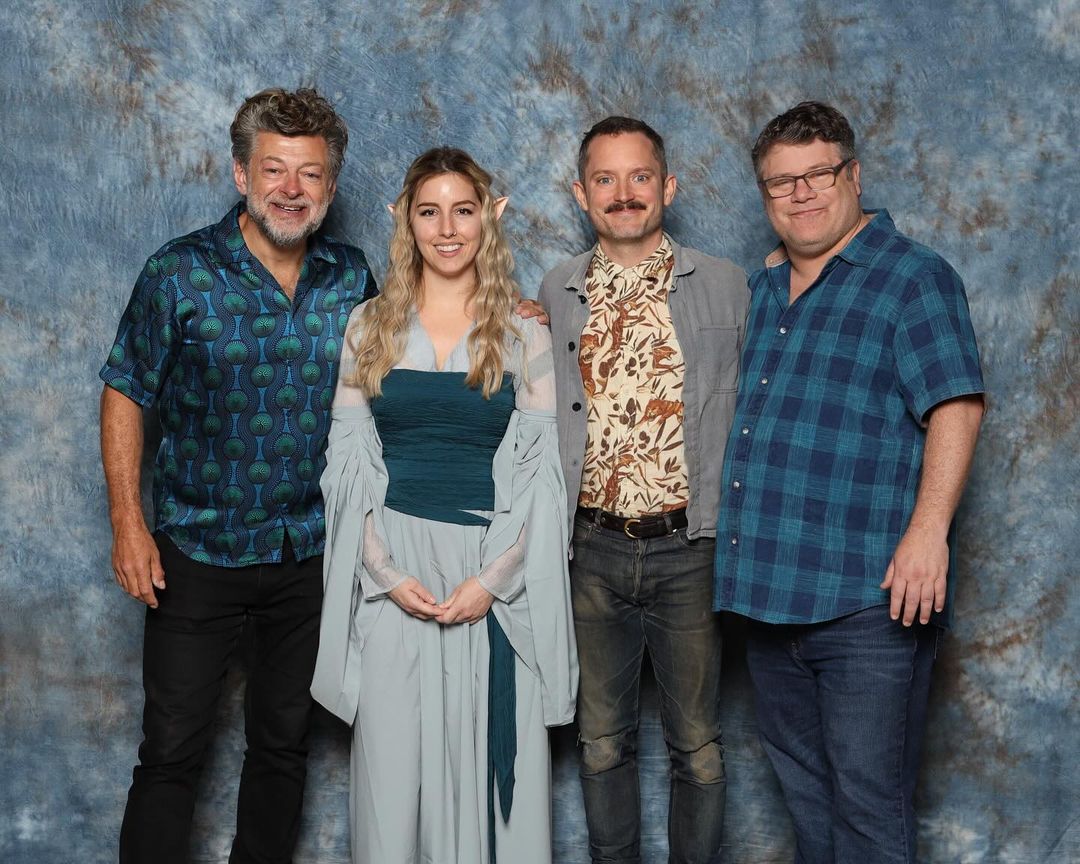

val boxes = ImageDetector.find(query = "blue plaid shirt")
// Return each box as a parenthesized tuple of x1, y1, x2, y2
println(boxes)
(714, 210, 984, 624)
(101, 202, 377, 566)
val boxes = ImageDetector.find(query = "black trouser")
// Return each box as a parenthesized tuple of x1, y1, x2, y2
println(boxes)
(119, 535, 323, 864)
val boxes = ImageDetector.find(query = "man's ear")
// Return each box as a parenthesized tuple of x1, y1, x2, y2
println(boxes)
(572, 181, 588, 212)
(850, 160, 862, 197)
(493, 196, 509, 220)
(233, 159, 249, 196)
(662, 173, 677, 207)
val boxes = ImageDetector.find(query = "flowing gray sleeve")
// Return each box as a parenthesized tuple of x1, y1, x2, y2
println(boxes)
(476, 316, 557, 599)
(482, 318, 578, 726)
(310, 305, 403, 724)
(325, 307, 408, 598)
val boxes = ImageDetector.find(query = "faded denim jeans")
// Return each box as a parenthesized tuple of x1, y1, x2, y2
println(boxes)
(745, 604, 940, 864)
(570, 512, 726, 864)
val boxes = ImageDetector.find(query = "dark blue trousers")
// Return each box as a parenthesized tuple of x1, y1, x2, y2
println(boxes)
(746, 604, 939, 864)
(570, 513, 726, 864)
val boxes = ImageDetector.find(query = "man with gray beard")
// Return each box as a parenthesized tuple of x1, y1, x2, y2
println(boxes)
(100, 87, 376, 863)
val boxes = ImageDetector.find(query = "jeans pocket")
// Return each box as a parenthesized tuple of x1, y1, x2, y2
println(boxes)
(673, 529, 716, 551)
(572, 514, 595, 545)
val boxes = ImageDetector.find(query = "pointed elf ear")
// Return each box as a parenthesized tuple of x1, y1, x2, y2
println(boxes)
(386, 203, 396, 216)
(493, 196, 509, 220)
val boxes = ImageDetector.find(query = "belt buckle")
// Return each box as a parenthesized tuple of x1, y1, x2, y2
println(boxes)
(623, 517, 643, 539)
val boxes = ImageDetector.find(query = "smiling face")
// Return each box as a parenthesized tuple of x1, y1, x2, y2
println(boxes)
(409, 172, 485, 285)
(758, 138, 864, 264)
(573, 131, 676, 266)
(233, 132, 335, 250)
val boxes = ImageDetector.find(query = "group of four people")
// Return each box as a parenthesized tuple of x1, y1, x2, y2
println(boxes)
(101, 87, 984, 864)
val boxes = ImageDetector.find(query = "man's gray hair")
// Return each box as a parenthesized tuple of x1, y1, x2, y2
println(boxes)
(230, 87, 349, 181)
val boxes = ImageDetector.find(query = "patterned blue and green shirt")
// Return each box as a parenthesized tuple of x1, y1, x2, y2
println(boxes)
(714, 210, 984, 625)
(100, 202, 377, 566)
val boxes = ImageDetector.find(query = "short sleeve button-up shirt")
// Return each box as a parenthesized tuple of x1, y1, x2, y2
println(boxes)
(100, 202, 377, 566)
(577, 238, 690, 516)
(714, 210, 984, 625)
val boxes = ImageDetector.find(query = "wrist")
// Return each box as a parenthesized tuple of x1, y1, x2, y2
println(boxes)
(904, 516, 949, 543)
(110, 508, 149, 534)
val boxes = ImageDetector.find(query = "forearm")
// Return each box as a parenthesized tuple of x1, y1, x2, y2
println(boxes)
(907, 395, 984, 537)
(100, 385, 149, 532)
(477, 526, 525, 602)
(361, 512, 408, 596)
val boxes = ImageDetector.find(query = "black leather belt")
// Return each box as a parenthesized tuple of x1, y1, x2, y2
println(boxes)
(577, 506, 688, 539)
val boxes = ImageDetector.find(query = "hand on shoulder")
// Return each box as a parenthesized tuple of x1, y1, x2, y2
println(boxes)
(513, 296, 549, 326)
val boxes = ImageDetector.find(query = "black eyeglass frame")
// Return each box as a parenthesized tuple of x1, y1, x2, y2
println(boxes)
(758, 158, 855, 199)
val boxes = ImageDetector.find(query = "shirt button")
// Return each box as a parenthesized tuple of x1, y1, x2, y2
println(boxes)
(572, 402, 582, 411)
(732, 480, 741, 489)
(731, 537, 738, 545)
(779, 326, 788, 335)
(760, 377, 769, 385)
(741, 427, 750, 435)
(568, 341, 576, 351)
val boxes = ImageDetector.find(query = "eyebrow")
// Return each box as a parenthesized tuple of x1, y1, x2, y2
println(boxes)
(767, 162, 837, 176)
(259, 156, 325, 170)
(414, 199, 479, 208)
(590, 166, 654, 177)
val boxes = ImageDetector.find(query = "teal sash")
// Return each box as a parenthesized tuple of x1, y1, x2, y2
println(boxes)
(371, 369, 517, 859)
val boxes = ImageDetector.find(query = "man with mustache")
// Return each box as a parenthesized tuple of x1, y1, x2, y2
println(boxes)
(100, 87, 376, 863)
(714, 101, 984, 863)
(539, 116, 748, 864)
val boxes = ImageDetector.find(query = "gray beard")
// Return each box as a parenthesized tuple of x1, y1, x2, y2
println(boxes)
(246, 197, 329, 249)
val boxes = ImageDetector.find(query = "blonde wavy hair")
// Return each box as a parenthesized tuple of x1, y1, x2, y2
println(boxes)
(345, 147, 520, 398)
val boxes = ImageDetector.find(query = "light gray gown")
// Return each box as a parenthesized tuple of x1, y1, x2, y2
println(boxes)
(311, 309, 577, 864)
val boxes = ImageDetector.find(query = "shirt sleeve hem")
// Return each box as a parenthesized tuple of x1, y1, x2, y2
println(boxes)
(914, 383, 986, 425)
(99, 370, 157, 408)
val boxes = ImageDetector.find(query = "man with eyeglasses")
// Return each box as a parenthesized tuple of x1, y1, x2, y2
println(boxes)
(713, 101, 985, 863)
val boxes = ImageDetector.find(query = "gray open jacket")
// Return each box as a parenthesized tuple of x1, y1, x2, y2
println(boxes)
(538, 236, 749, 540)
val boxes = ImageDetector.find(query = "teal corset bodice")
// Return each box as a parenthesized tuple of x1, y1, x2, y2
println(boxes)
(371, 367, 519, 850)
(370, 368, 515, 525)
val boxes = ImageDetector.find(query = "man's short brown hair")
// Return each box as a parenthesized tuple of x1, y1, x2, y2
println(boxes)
(751, 101, 856, 179)
(577, 116, 668, 181)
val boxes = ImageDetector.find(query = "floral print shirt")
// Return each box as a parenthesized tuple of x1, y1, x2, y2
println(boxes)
(577, 237, 689, 517)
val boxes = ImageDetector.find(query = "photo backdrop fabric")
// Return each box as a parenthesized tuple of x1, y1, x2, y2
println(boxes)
(1, 1, 1077, 861)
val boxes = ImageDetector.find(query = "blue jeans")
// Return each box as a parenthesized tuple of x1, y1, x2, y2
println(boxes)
(570, 513, 726, 864)
(745, 605, 940, 864)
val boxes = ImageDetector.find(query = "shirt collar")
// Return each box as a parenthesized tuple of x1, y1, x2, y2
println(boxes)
(589, 234, 674, 288)
(765, 209, 896, 270)
(212, 200, 339, 268)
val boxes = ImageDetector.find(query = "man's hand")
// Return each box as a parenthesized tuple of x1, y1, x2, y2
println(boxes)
(101, 385, 165, 607)
(112, 520, 166, 608)
(880, 524, 947, 626)
(435, 576, 495, 625)
(880, 394, 983, 627)
(514, 297, 549, 325)
(388, 577, 442, 620)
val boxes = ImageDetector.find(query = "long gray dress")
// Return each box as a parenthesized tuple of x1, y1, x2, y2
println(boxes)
(311, 309, 577, 864)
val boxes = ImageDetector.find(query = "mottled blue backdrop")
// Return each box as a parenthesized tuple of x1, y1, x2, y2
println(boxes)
(1, 2, 1077, 862)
